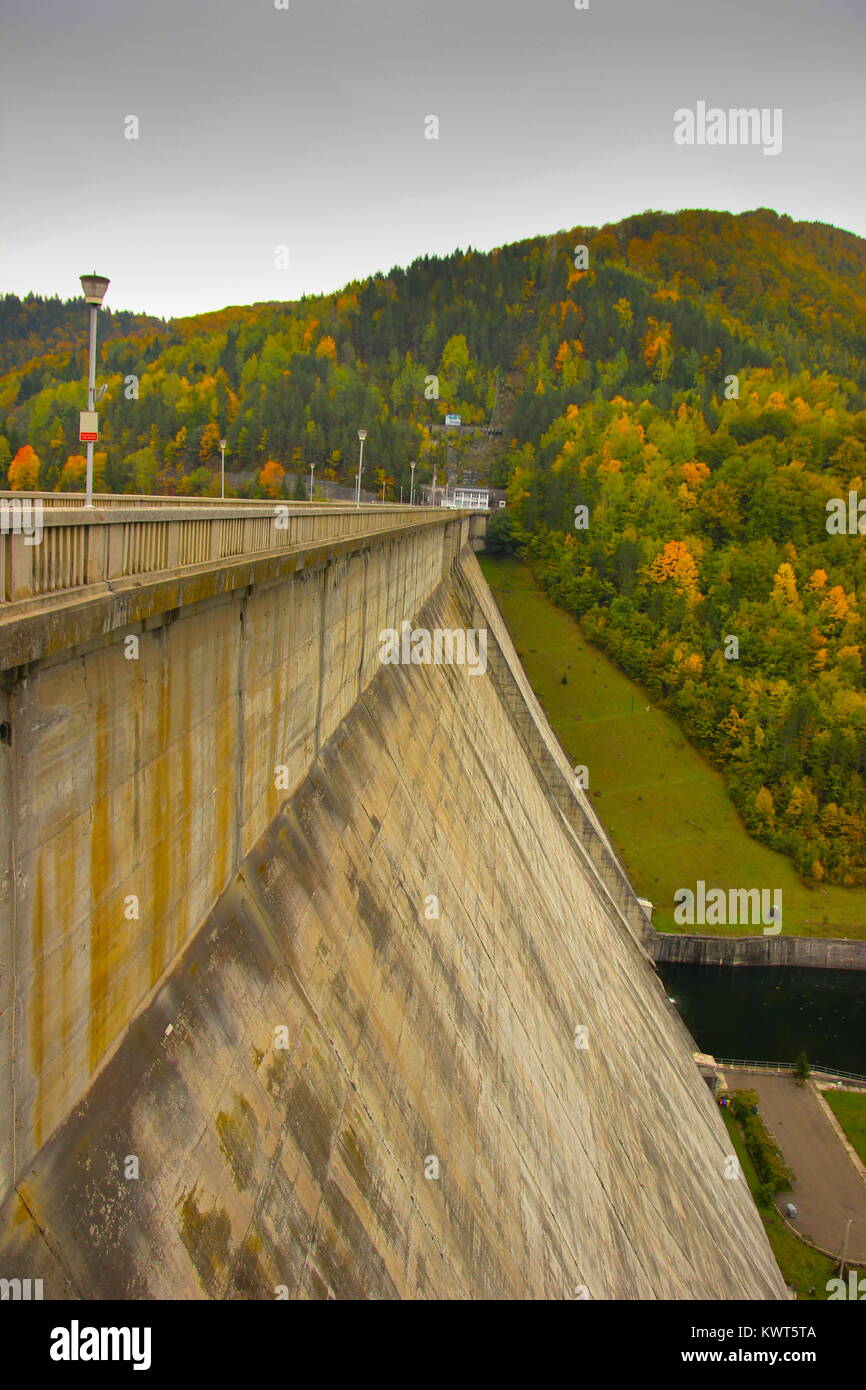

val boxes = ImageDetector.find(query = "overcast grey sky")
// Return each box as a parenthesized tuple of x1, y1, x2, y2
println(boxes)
(2, 0, 864, 319)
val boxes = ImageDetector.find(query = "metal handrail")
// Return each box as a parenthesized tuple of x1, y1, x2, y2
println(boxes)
(715, 1057, 866, 1084)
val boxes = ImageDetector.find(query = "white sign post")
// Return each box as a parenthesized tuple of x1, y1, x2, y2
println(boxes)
(79, 411, 99, 443)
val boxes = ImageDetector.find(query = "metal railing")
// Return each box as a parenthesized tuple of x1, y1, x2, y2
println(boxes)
(715, 1057, 866, 1085)
(0, 490, 398, 510)
(0, 498, 459, 605)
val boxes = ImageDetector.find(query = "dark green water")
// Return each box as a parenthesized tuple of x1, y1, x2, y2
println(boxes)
(656, 964, 866, 1075)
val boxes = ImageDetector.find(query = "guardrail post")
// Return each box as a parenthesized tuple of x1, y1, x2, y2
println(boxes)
(165, 521, 180, 570)
(84, 516, 105, 585)
(9, 530, 34, 600)
(106, 521, 124, 580)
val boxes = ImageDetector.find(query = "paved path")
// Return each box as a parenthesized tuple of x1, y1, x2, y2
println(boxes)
(722, 1070, 866, 1264)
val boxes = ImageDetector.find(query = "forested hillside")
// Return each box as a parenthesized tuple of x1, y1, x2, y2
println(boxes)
(0, 293, 165, 377)
(2, 207, 866, 885)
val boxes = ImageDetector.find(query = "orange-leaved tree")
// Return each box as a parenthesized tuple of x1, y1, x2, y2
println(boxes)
(259, 459, 286, 498)
(8, 444, 41, 490)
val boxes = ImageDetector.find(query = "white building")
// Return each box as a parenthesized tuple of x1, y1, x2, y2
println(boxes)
(447, 486, 490, 511)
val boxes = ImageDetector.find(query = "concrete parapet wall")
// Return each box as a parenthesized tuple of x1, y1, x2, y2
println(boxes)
(0, 501, 449, 605)
(0, 491, 387, 509)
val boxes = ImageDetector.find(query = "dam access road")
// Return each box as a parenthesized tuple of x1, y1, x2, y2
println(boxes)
(0, 495, 786, 1299)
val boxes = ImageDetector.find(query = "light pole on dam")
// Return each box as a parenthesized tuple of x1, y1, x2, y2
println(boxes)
(355, 428, 367, 507)
(79, 272, 110, 509)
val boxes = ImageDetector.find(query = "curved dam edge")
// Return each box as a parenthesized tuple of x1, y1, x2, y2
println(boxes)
(0, 548, 786, 1299)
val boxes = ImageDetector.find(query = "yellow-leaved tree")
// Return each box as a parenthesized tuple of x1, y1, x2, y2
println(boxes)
(819, 585, 852, 623)
(755, 786, 775, 825)
(55, 454, 88, 491)
(199, 422, 222, 462)
(772, 562, 802, 610)
(647, 540, 701, 604)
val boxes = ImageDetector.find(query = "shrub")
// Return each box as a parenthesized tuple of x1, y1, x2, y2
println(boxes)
(730, 1089, 760, 1122)
(741, 1113, 795, 1193)
(485, 510, 519, 555)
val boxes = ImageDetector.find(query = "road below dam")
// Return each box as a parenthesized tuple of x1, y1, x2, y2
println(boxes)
(0, 502, 785, 1299)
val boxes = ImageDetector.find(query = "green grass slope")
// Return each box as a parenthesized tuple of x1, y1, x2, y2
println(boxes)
(480, 554, 866, 939)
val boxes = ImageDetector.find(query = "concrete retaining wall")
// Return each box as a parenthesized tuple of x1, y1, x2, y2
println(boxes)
(648, 930, 866, 970)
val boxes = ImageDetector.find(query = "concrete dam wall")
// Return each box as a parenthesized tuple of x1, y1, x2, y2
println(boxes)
(0, 506, 785, 1298)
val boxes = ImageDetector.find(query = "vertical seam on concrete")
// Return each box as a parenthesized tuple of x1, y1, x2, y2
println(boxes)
(314, 564, 328, 759)
(355, 548, 368, 706)
(234, 591, 248, 876)
(8, 678, 19, 1185)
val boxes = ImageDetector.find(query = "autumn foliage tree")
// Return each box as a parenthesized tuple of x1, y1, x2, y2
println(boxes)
(55, 453, 88, 491)
(199, 422, 222, 461)
(7, 444, 41, 490)
(647, 540, 701, 605)
(259, 459, 285, 498)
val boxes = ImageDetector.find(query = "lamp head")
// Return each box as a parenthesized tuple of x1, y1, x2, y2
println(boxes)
(219, 438, 227, 450)
(358, 429, 367, 441)
(80, 272, 110, 306)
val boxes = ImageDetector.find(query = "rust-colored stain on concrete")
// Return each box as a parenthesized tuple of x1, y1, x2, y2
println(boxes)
(149, 649, 172, 989)
(29, 870, 45, 1152)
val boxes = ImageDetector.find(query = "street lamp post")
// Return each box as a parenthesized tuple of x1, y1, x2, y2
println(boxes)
(79, 272, 110, 508)
(381, 478, 386, 503)
(840, 1218, 853, 1279)
(355, 429, 367, 508)
(410, 461, 416, 507)
(309, 460, 316, 502)
(430, 464, 436, 507)
(219, 438, 227, 500)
